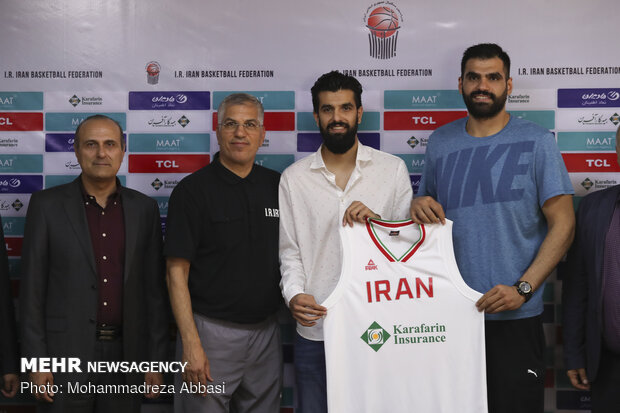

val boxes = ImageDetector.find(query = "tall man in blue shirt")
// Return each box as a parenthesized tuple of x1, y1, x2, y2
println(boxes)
(410, 43, 575, 413)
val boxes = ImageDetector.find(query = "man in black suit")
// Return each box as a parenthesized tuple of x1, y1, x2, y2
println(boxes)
(0, 214, 19, 398)
(20, 114, 168, 412)
(563, 125, 620, 412)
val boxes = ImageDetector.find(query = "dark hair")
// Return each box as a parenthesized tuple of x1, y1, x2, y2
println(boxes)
(461, 43, 510, 78)
(311, 71, 363, 113)
(73, 114, 125, 149)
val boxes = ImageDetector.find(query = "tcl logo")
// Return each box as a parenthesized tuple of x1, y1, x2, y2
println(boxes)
(155, 160, 179, 169)
(562, 153, 620, 172)
(0, 113, 44, 131)
(128, 154, 210, 173)
(411, 116, 436, 125)
(585, 159, 612, 167)
(384, 111, 467, 130)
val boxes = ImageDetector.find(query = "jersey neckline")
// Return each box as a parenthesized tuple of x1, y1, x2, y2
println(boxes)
(365, 219, 425, 262)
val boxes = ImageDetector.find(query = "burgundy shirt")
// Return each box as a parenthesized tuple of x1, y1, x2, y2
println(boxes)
(81, 181, 125, 327)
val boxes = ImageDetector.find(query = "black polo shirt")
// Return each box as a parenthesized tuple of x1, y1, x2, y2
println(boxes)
(164, 154, 282, 323)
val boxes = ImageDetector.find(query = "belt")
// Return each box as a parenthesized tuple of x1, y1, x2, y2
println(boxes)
(96, 325, 122, 341)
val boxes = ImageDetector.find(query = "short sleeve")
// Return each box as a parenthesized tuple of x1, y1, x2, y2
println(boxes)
(533, 132, 574, 207)
(163, 180, 204, 261)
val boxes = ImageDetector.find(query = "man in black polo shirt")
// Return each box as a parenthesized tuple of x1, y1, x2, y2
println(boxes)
(165, 93, 282, 412)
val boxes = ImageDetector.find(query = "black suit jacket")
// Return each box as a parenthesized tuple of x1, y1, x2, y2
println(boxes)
(19, 178, 168, 384)
(0, 215, 19, 376)
(563, 184, 620, 382)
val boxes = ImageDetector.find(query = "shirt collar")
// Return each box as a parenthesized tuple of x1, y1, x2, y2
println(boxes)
(212, 152, 258, 184)
(309, 141, 372, 171)
(79, 176, 122, 203)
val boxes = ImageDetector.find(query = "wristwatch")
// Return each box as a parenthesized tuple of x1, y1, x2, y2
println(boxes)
(514, 280, 533, 302)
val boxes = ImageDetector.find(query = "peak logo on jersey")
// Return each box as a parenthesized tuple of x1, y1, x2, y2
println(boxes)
(361, 322, 391, 352)
(365, 259, 378, 271)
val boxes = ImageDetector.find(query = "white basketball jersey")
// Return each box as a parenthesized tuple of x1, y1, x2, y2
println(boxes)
(322, 219, 487, 413)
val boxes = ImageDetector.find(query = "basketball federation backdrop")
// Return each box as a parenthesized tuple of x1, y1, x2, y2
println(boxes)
(1, 0, 619, 412)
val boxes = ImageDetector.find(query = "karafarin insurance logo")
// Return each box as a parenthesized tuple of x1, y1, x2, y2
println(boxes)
(361, 321, 391, 352)
(581, 178, 593, 190)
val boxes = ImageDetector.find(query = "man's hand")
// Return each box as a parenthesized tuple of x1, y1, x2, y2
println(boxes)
(342, 201, 379, 227)
(289, 293, 327, 326)
(30, 372, 54, 402)
(144, 372, 163, 399)
(1, 373, 19, 398)
(410, 196, 445, 225)
(566, 368, 590, 391)
(476, 284, 526, 313)
(182, 341, 213, 396)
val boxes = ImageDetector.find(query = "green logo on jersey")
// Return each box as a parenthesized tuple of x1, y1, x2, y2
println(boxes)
(361, 322, 391, 352)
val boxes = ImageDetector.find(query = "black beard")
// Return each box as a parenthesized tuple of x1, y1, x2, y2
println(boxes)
(462, 88, 508, 120)
(319, 121, 358, 154)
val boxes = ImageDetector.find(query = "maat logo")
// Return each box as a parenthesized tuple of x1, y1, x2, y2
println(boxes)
(363, 2, 403, 59)
(361, 321, 391, 352)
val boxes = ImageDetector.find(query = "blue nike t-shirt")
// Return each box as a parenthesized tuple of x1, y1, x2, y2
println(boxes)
(418, 116, 574, 320)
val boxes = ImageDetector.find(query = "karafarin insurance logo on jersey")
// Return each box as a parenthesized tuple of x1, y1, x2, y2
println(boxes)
(361, 321, 391, 352)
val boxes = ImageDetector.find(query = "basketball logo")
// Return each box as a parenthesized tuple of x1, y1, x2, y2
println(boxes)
(363, 3, 403, 59)
(367, 7, 399, 39)
(145, 61, 161, 85)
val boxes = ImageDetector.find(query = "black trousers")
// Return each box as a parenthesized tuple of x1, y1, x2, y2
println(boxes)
(485, 316, 545, 413)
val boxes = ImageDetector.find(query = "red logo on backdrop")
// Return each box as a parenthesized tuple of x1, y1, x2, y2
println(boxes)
(5, 237, 22, 257)
(212, 112, 295, 131)
(0, 113, 43, 131)
(146, 61, 161, 85)
(363, 3, 403, 59)
(562, 153, 620, 172)
(128, 155, 210, 173)
(384, 111, 467, 130)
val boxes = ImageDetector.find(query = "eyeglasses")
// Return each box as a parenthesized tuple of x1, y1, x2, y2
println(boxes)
(220, 120, 262, 132)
